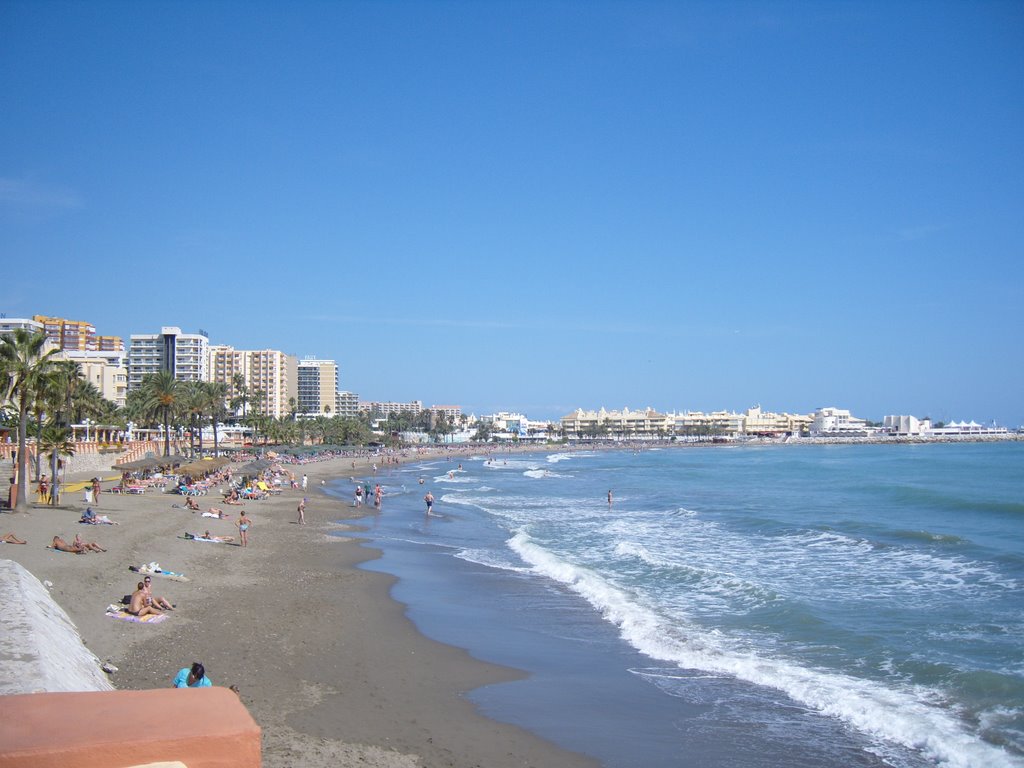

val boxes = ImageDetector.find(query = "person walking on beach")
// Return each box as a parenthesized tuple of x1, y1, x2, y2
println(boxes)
(301, 473, 308, 491)
(236, 510, 251, 547)
(92, 478, 101, 507)
(608, 490, 613, 508)
(297, 497, 306, 525)
(424, 490, 434, 515)
(37, 475, 49, 504)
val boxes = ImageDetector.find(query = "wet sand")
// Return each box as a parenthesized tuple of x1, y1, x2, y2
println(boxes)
(0, 452, 598, 768)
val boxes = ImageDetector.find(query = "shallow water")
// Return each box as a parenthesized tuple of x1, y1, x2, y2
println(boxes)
(331, 443, 1024, 768)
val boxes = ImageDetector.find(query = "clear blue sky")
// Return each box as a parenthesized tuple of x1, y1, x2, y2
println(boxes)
(2, 1, 1022, 425)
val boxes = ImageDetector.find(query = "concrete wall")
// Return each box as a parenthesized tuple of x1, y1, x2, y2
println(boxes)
(0, 559, 113, 695)
(0, 688, 261, 768)
(0, 560, 260, 767)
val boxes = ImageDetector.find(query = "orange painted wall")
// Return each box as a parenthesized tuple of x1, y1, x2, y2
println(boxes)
(0, 688, 260, 768)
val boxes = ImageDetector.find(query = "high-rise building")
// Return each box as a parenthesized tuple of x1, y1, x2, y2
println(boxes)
(32, 315, 124, 352)
(128, 326, 209, 390)
(297, 358, 338, 416)
(335, 390, 359, 419)
(208, 345, 297, 420)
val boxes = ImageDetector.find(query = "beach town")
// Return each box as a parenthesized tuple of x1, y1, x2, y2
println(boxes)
(1, 315, 1021, 766)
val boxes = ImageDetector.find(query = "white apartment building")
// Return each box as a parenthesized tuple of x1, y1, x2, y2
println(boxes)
(128, 326, 209, 390)
(670, 410, 745, 436)
(335, 391, 359, 419)
(742, 405, 814, 436)
(811, 407, 872, 436)
(208, 345, 297, 420)
(882, 415, 930, 436)
(0, 316, 46, 338)
(359, 400, 423, 416)
(297, 358, 338, 416)
(561, 407, 673, 438)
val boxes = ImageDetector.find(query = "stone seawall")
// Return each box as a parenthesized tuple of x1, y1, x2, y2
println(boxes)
(0, 560, 113, 695)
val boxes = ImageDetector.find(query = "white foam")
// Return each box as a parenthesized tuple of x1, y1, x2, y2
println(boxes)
(523, 469, 571, 479)
(508, 532, 1020, 768)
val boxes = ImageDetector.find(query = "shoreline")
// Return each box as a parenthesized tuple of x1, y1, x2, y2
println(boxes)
(0, 449, 598, 768)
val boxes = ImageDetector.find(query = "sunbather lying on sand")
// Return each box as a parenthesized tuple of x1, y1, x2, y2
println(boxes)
(1, 533, 27, 544)
(202, 508, 229, 518)
(51, 535, 86, 554)
(184, 531, 234, 543)
(73, 533, 106, 552)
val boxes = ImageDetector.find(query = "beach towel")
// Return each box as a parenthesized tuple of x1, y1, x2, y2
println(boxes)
(105, 608, 168, 624)
(46, 546, 82, 554)
(129, 565, 190, 582)
(180, 534, 230, 544)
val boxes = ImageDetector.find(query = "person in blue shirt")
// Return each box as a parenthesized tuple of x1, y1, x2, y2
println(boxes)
(172, 662, 212, 688)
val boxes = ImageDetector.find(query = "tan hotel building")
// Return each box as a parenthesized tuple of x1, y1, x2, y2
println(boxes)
(561, 406, 813, 438)
(208, 345, 298, 420)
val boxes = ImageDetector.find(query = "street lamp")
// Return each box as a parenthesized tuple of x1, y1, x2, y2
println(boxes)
(84, 418, 92, 442)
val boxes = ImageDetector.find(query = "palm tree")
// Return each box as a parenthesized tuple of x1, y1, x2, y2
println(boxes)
(31, 364, 67, 481)
(181, 380, 206, 457)
(139, 371, 180, 457)
(203, 381, 228, 457)
(230, 373, 249, 422)
(0, 329, 58, 512)
(37, 424, 75, 505)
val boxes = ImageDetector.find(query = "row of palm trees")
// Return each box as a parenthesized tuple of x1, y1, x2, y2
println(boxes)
(1, 329, 384, 512)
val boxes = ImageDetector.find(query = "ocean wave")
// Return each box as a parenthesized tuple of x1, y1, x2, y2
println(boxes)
(546, 452, 575, 463)
(508, 531, 1021, 768)
(523, 469, 572, 479)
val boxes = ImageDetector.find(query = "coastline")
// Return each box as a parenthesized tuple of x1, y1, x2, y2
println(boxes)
(0, 450, 598, 768)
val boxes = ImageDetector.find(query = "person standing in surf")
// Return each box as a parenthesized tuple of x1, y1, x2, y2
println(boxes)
(424, 491, 434, 515)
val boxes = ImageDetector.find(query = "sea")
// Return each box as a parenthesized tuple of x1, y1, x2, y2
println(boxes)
(327, 442, 1024, 768)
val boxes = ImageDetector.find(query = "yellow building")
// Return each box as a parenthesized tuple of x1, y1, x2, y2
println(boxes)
(33, 315, 123, 352)
(560, 407, 672, 438)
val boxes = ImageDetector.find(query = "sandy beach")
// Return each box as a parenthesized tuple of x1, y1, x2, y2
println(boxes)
(0, 451, 598, 768)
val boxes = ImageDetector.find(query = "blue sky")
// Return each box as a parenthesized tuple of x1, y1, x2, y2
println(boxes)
(2, 1, 1022, 425)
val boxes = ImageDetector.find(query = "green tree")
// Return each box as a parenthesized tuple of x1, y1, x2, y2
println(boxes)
(203, 381, 229, 457)
(37, 424, 75, 505)
(230, 373, 249, 423)
(181, 380, 207, 457)
(139, 371, 181, 457)
(0, 329, 58, 511)
(472, 420, 494, 443)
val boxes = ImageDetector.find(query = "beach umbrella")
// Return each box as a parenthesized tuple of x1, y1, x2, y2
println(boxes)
(237, 459, 272, 474)
(178, 461, 217, 476)
(156, 454, 189, 466)
(113, 457, 161, 471)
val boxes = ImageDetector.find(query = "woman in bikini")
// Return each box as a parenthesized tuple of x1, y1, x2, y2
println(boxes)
(236, 511, 251, 547)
